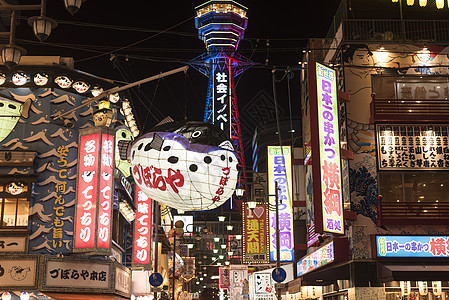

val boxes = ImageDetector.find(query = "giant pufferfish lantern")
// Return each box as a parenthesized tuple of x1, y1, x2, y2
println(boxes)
(118, 120, 238, 211)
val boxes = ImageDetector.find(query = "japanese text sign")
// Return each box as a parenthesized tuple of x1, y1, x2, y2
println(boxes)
(296, 241, 334, 277)
(376, 124, 449, 170)
(315, 62, 344, 234)
(74, 128, 115, 254)
(133, 185, 152, 266)
(219, 266, 230, 290)
(243, 202, 269, 264)
(376, 236, 449, 257)
(213, 58, 231, 136)
(98, 133, 114, 248)
(253, 272, 274, 297)
(267, 146, 294, 262)
(75, 132, 100, 249)
(229, 265, 248, 300)
(46, 260, 109, 289)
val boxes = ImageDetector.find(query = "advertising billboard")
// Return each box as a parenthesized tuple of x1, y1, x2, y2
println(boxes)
(309, 62, 344, 234)
(267, 146, 294, 262)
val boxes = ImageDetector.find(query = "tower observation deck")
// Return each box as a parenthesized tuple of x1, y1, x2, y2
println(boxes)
(190, 2, 255, 207)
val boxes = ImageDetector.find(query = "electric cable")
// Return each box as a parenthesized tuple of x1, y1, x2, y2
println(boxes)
(75, 16, 195, 63)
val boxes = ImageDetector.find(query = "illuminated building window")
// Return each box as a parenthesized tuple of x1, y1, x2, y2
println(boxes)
(0, 180, 31, 229)
(378, 173, 449, 204)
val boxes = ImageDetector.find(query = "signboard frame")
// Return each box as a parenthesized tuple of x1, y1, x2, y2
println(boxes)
(242, 202, 270, 264)
(267, 145, 294, 262)
(373, 235, 449, 258)
(308, 61, 344, 234)
(0, 254, 40, 290)
(73, 126, 115, 256)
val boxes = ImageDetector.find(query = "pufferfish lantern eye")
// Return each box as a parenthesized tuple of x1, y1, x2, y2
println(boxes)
(191, 130, 202, 138)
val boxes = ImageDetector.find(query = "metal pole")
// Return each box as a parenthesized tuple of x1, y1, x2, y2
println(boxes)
(153, 201, 160, 300)
(399, 0, 405, 41)
(54, 65, 189, 120)
(275, 181, 281, 300)
(172, 223, 176, 300)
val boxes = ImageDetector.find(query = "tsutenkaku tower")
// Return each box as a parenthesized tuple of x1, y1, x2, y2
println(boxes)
(189, 0, 254, 181)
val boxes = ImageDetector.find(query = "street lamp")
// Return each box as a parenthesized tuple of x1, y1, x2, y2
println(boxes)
(64, 0, 87, 15)
(28, 0, 57, 42)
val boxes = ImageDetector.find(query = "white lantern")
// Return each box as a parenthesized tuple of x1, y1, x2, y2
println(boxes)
(20, 292, 30, 300)
(418, 281, 428, 295)
(432, 281, 442, 296)
(2, 292, 11, 300)
(400, 281, 411, 296)
(125, 121, 238, 211)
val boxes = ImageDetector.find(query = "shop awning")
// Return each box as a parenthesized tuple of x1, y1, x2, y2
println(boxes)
(300, 262, 351, 286)
(42, 293, 128, 300)
(378, 263, 449, 282)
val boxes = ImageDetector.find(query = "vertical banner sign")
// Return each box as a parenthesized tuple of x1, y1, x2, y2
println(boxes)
(267, 146, 294, 262)
(213, 57, 232, 137)
(75, 133, 100, 250)
(309, 62, 344, 234)
(229, 265, 248, 300)
(243, 202, 269, 264)
(74, 128, 115, 254)
(133, 185, 152, 266)
(219, 266, 230, 290)
(97, 133, 114, 248)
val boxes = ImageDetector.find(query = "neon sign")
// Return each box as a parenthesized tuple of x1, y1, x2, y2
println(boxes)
(267, 146, 294, 262)
(74, 128, 115, 254)
(133, 185, 152, 265)
(297, 241, 334, 276)
(75, 133, 100, 249)
(315, 62, 344, 234)
(376, 236, 449, 257)
(242, 202, 269, 264)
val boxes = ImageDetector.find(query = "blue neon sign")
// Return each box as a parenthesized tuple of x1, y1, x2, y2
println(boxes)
(376, 236, 449, 257)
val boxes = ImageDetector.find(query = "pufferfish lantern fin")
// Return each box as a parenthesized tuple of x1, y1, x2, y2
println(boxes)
(118, 140, 132, 160)
(147, 133, 163, 151)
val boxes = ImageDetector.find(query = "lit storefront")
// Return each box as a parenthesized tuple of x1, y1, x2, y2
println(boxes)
(0, 57, 136, 299)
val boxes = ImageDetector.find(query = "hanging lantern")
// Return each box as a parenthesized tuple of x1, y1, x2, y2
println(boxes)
(64, 0, 86, 15)
(108, 92, 120, 103)
(12, 72, 28, 86)
(0, 73, 6, 85)
(20, 292, 30, 300)
(1, 292, 11, 300)
(115, 126, 134, 177)
(406, 0, 414, 5)
(119, 120, 238, 211)
(27, 16, 57, 42)
(1, 44, 26, 69)
(34, 73, 49, 86)
(91, 85, 103, 97)
(54, 75, 73, 88)
(72, 81, 90, 93)
(419, 0, 427, 6)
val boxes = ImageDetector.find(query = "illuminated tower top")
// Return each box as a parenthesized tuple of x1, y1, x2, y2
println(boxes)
(195, 0, 248, 52)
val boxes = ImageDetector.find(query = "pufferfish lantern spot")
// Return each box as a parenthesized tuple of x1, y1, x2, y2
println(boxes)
(118, 120, 238, 211)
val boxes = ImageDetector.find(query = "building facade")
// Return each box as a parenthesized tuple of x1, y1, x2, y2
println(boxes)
(0, 56, 141, 299)
(292, 1, 449, 299)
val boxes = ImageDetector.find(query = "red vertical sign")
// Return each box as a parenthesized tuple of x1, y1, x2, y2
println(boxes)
(97, 133, 114, 248)
(75, 133, 100, 249)
(133, 185, 152, 265)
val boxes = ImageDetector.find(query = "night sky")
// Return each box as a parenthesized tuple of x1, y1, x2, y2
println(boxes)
(12, 0, 341, 163)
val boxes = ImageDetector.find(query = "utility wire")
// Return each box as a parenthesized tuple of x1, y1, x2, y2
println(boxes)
(75, 16, 195, 63)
